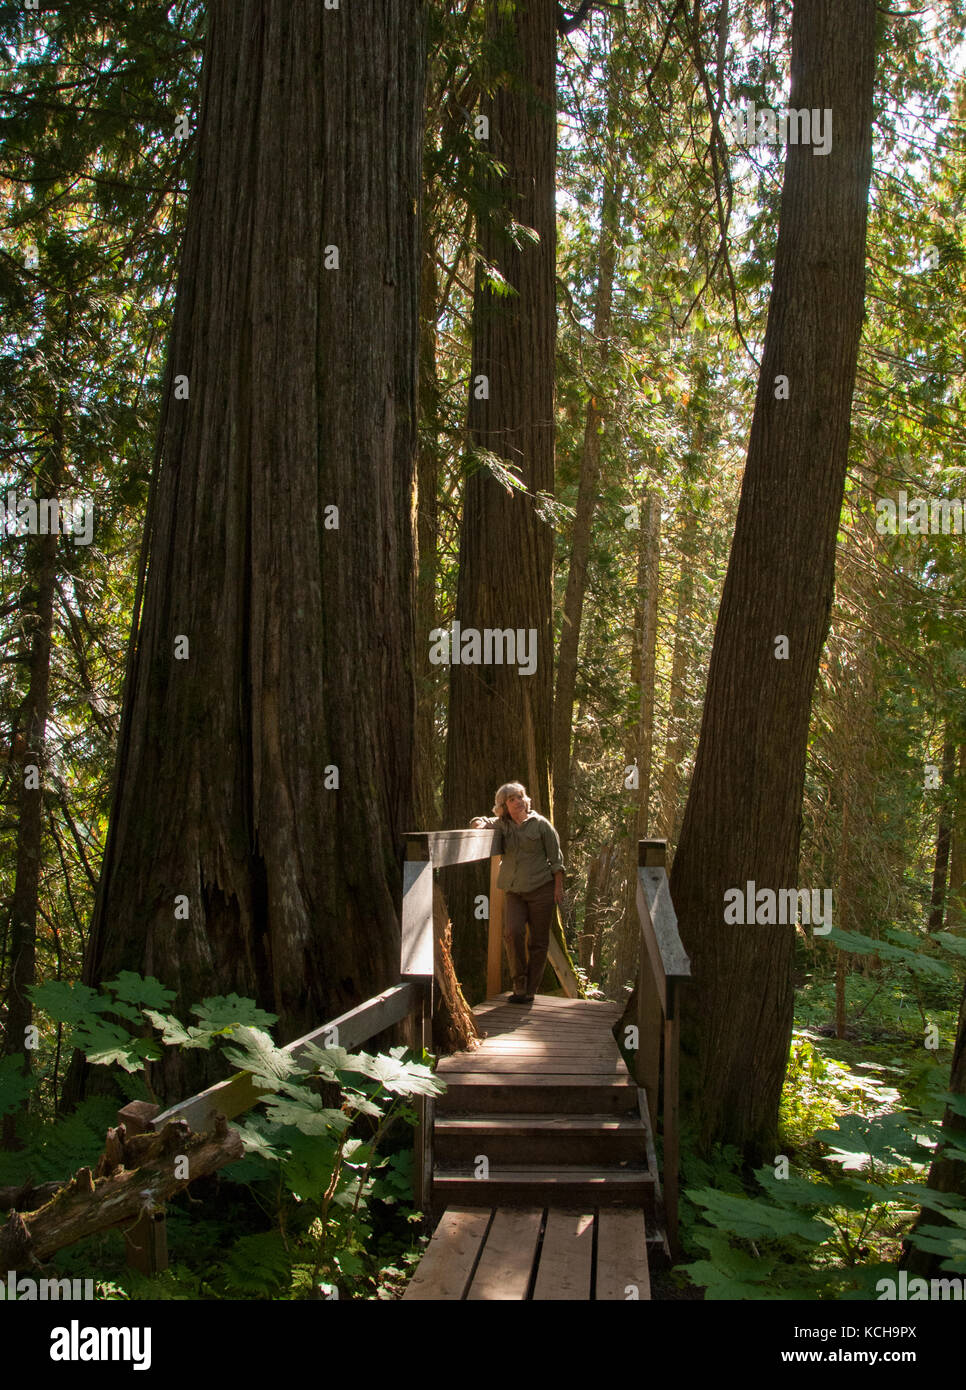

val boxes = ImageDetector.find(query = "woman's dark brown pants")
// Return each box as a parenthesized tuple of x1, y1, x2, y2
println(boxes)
(504, 879, 555, 996)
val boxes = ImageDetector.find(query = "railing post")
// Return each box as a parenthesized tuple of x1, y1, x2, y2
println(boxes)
(403, 842, 435, 1213)
(634, 841, 665, 1116)
(638, 837, 683, 1260)
(664, 979, 680, 1259)
(487, 854, 504, 999)
(118, 1101, 168, 1275)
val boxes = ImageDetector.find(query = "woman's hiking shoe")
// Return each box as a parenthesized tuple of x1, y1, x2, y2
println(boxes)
(507, 993, 529, 1004)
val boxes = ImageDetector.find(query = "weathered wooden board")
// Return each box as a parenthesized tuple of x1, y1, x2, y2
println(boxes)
(153, 983, 415, 1134)
(465, 1207, 543, 1300)
(401, 1207, 491, 1300)
(531, 1209, 594, 1301)
(401, 859, 434, 978)
(403, 828, 501, 866)
(595, 1208, 651, 1300)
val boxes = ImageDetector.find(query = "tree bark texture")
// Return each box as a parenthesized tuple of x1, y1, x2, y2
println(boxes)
(667, 0, 877, 1155)
(74, 0, 426, 1101)
(442, 0, 558, 1000)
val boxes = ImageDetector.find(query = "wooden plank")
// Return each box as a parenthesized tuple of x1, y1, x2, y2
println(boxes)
(638, 867, 691, 994)
(478, 1009, 618, 1023)
(595, 1208, 651, 1300)
(531, 1209, 593, 1300)
(469, 1045, 620, 1056)
(453, 1049, 622, 1062)
(435, 1170, 653, 1210)
(478, 1023, 618, 1036)
(664, 1002, 680, 1258)
(533, 1212, 592, 1295)
(438, 1057, 626, 1074)
(401, 860, 434, 978)
(402, 1208, 491, 1300)
(436, 1072, 635, 1087)
(403, 828, 501, 866)
(152, 982, 415, 1134)
(437, 1115, 641, 1132)
(466, 1208, 543, 1300)
(476, 1024, 619, 1037)
(447, 1036, 623, 1051)
(475, 994, 620, 1012)
(633, 937, 661, 1108)
(441, 1166, 649, 1184)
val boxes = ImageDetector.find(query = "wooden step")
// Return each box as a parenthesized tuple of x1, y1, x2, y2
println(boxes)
(432, 1164, 656, 1209)
(435, 1074, 638, 1115)
(434, 1112, 648, 1165)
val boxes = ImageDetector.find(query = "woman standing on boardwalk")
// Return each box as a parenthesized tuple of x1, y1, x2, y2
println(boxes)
(470, 782, 565, 1004)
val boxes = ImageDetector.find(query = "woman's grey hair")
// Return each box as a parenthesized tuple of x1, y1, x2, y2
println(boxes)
(493, 782, 531, 817)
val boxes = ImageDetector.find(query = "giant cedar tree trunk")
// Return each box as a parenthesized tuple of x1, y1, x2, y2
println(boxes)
(72, 0, 425, 1102)
(666, 0, 877, 1155)
(441, 0, 557, 1000)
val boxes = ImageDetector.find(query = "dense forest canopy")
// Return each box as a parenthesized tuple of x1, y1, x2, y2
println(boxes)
(0, 0, 964, 1315)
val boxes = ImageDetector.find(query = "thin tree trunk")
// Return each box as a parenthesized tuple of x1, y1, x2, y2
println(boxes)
(947, 744, 966, 928)
(552, 169, 623, 860)
(928, 735, 956, 931)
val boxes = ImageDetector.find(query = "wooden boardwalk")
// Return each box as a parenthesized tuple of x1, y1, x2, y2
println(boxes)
(403, 994, 661, 1300)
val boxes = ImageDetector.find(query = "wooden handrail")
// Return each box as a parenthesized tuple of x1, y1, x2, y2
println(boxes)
(151, 983, 419, 1135)
(633, 838, 690, 1260)
(402, 827, 501, 866)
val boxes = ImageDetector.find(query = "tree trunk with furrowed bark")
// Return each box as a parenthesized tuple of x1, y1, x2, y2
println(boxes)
(67, 0, 427, 1105)
(441, 0, 559, 1002)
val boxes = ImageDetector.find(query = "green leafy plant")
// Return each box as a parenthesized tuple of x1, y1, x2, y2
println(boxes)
(683, 1102, 966, 1299)
(22, 973, 444, 1299)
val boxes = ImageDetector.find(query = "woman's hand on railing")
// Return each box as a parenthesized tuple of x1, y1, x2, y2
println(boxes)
(469, 817, 488, 828)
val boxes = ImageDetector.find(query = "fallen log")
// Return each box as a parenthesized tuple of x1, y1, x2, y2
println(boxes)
(0, 1111, 242, 1273)
(0, 1180, 63, 1214)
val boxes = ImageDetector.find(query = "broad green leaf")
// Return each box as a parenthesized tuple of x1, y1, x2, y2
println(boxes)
(30, 980, 112, 1024)
(192, 995, 278, 1031)
(687, 1187, 828, 1241)
(262, 1095, 349, 1136)
(234, 1116, 289, 1163)
(102, 971, 176, 1011)
(222, 1026, 299, 1089)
